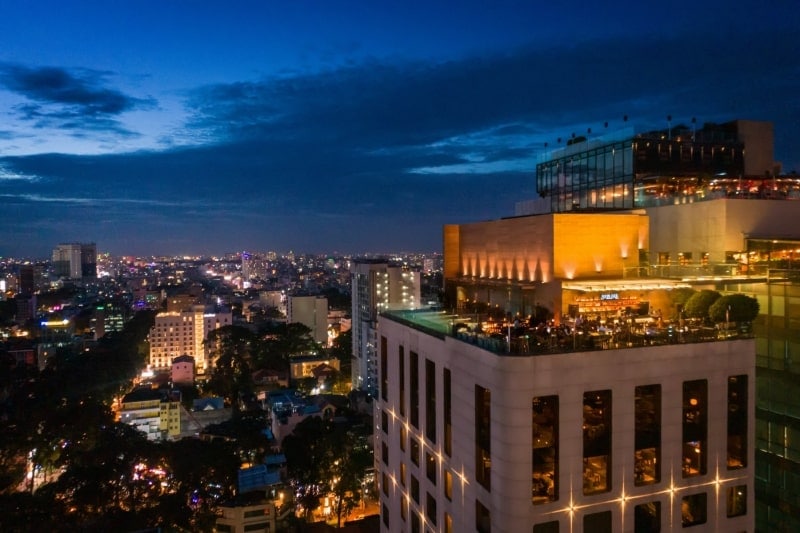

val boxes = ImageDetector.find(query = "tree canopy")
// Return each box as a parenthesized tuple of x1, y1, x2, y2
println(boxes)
(683, 289, 721, 320)
(709, 294, 760, 324)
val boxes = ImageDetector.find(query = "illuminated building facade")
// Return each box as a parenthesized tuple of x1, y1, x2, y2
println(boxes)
(379, 209, 755, 532)
(147, 305, 232, 374)
(534, 120, 776, 215)
(377, 310, 753, 532)
(424, 117, 800, 531)
(351, 260, 421, 396)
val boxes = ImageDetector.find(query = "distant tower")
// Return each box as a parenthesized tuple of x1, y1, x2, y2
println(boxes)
(350, 260, 420, 396)
(52, 243, 96, 281)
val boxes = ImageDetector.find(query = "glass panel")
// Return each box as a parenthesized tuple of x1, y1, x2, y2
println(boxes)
(682, 380, 707, 477)
(726, 484, 747, 517)
(584, 390, 612, 494)
(635, 385, 661, 485)
(583, 510, 612, 533)
(532, 395, 558, 504)
(533, 520, 559, 533)
(681, 492, 707, 527)
(727, 375, 748, 469)
(634, 501, 660, 532)
(476, 385, 491, 490)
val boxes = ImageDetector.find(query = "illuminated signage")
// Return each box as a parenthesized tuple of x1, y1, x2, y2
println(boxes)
(600, 293, 619, 301)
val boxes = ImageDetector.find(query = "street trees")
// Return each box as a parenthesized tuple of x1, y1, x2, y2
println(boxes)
(282, 413, 373, 526)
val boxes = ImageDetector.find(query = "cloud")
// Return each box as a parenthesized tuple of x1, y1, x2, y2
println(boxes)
(1, 25, 799, 256)
(0, 63, 156, 135)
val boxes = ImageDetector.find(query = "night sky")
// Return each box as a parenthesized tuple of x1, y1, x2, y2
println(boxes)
(1, 1, 798, 258)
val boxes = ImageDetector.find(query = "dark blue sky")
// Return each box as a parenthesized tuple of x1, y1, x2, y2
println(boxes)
(1, 1, 799, 258)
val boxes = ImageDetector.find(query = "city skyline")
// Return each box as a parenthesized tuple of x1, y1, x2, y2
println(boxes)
(1, 1, 799, 258)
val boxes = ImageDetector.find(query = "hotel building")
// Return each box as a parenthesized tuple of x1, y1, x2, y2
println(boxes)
(375, 119, 800, 531)
(147, 304, 232, 374)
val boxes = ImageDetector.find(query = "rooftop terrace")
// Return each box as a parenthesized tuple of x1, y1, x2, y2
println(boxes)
(382, 308, 752, 357)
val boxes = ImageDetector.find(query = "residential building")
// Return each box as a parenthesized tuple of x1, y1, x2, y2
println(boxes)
(120, 387, 182, 441)
(351, 260, 421, 396)
(215, 495, 277, 533)
(147, 305, 232, 374)
(287, 294, 328, 344)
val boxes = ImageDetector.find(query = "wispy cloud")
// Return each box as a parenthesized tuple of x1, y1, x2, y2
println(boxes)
(0, 164, 40, 182)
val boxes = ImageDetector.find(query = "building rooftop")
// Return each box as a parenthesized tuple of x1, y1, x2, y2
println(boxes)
(382, 308, 751, 357)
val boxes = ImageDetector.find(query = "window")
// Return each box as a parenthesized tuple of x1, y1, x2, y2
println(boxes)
(411, 475, 419, 503)
(583, 390, 612, 494)
(382, 410, 389, 435)
(426, 492, 437, 525)
(426, 452, 436, 484)
(727, 485, 747, 517)
(401, 497, 408, 521)
(533, 520, 559, 533)
(476, 385, 491, 490)
(380, 336, 388, 401)
(411, 513, 420, 533)
(476, 500, 491, 533)
(532, 395, 558, 504)
(444, 512, 453, 533)
(399, 346, 406, 417)
(583, 511, 612, 533)
(444, 367, 452, 456)
(634, 501, 660, 532)
(400, 462, 406, 487)
(682, 380, 708, 478)
(410, 351, 419, 428)
(727, 375, 747, 469)
(410, 438, 420, 466)
(382, 441, 389, 465)
(681, 492, 707, 527)
(426, 359, 436, 443)
(444, 470, 453, 500)
(243, 523, 269, 532)
(382, 472, 389, 496)
(400, 425, 407, 452)
(382, 503, 390, 528)
(634, 385, 661, 485)
(657, 252, 670, 266)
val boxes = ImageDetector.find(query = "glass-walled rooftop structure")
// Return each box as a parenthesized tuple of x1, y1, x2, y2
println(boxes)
(533, 120, 796, 214)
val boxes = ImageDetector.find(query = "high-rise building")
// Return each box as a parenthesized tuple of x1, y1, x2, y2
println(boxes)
(529, 118, 799, 532)
(147, 305, 232, 374)
(51, 242, 97, 281)
(377, 211, 755, 532)
(375, 119, 797, 531)
(287, 294, 328, 345)
(351, 260, 420, 396)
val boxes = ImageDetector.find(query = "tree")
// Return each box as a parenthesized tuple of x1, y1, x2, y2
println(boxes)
(282, 414, 372, 525)
(329, 425, 372, 528)
(282, 416, 333, 519)
(709, 294, 760, 324)
(206, 325, 256, 416)
(669, 288, 696, 317)
(683, 290, 720, 320)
